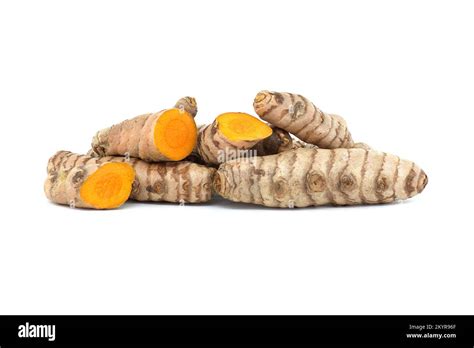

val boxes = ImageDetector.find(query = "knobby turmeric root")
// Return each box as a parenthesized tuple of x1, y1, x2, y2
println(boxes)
(45, 151, 135, 209)
(174, 96, 198, 117)
(47, 151, 215, 206)
(91, 98, 198, 162)
(254, 91, 355, 149)
(213, 148, 428, 208)
(196, 112, 272, 165)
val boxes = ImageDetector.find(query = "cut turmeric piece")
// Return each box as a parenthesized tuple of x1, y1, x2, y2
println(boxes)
(216, 112, 272, 141)
(46, 151, 215, 207)
(196, 112, 272, 165)
(154, 108, 197, 161)
(90, 97, 198, 162)
(80, 162, 135, 209)
(44, 152, 135, 209)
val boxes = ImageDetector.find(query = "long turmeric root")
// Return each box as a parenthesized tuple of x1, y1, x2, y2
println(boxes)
(196, 112, 272, 165)
(47, 151, 215, 204)
(45, 151, 135, 209)
(91, 99, 198, 161)
(254, 91, 354, 149)
(213, 148, 428, 208)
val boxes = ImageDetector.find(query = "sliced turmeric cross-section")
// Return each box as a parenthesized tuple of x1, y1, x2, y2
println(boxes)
(216, 112, 272, 141)
(80, 162, 135, 209)
(196, 112, 273, 165)
(154, 108, 197, 161)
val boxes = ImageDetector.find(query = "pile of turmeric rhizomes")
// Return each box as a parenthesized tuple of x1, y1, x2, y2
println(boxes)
(45, 92, 427, 209)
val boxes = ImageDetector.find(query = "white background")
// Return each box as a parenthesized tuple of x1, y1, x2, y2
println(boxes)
(0, 0, 473, 314)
